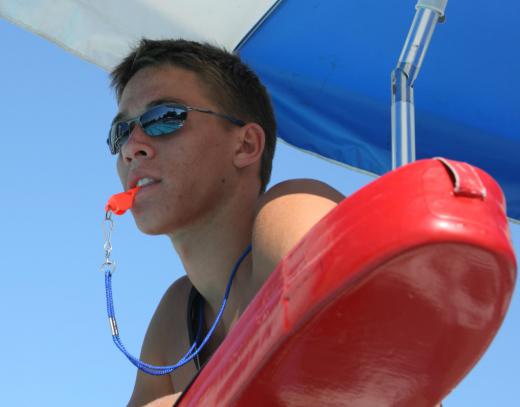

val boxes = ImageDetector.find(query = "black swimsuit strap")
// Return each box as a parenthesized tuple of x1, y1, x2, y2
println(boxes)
(186, 286, 204, 371)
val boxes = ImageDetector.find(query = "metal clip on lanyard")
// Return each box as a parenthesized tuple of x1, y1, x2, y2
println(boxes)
(102, 211, 115, 273)
(101, 186, 140, 274)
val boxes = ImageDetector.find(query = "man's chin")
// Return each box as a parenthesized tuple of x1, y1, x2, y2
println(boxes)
(138, 227, 164, 236)
(133, 216, 170, 236)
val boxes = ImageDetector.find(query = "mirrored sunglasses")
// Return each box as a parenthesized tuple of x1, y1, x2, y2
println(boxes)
(107, 103, 245, 155)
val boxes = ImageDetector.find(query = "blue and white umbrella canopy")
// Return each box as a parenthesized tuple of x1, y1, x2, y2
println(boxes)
(2, 0, 519, 218)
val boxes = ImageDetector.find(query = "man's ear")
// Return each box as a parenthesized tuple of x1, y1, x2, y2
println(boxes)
(233, 123, 265, 169)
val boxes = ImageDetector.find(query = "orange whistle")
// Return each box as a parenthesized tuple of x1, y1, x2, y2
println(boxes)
(105, 187, 140, 215)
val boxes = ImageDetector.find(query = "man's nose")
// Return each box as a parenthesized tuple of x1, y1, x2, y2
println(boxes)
(120, 125, 155, 163)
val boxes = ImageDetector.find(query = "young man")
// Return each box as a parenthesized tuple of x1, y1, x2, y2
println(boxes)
(109, 39, 344, 406)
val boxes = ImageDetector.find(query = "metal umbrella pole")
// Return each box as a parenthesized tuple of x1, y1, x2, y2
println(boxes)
(391, 0, 448, 169)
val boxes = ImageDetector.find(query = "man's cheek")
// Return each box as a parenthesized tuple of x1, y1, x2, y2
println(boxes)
(116, 157, 126, 187)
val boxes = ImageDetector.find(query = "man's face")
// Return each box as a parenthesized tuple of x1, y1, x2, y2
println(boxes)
(115, 65, 239, 236)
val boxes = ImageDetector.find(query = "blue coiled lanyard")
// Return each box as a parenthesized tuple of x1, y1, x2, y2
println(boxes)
(101, 210, 252, 376)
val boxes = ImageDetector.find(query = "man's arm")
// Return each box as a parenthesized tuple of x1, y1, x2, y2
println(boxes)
(128, 279, 189, 407)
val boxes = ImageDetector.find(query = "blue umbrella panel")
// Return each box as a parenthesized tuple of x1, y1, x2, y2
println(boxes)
(240, 0, 520, 220)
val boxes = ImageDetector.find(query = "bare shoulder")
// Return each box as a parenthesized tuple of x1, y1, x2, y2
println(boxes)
(128, 276, 191, 406)
(252, 179, 344, 283)
(140, 393, 182, 406)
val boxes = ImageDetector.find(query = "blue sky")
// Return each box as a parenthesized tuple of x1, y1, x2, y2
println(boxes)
(0, 18, 518, 406)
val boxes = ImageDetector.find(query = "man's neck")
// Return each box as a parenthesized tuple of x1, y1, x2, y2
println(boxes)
(168, 183, 258, 332)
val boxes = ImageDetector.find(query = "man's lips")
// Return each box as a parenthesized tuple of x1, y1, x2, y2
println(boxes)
(127, 174, 161, 190)
(136, 177, 160, 188)
(132, 180, 161, 203)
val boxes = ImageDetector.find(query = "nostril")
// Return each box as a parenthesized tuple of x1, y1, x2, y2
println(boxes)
(126, 149, 148, 162)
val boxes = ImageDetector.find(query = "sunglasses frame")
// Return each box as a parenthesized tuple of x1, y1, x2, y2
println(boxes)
(107, 103, 246, 155)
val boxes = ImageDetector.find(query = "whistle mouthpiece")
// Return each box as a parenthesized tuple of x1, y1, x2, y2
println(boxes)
(105, 187, 140, 215)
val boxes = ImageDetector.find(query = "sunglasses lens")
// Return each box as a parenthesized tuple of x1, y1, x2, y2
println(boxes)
(145, 122, 183, 136)
(141, 104, 187, 137)
(108, 122, 130, 154)
(108, 104, 189, 154)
